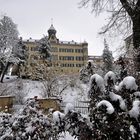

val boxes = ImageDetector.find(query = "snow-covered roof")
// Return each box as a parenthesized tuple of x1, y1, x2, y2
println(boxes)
(23, 38, 39, 42)
(88, 55, 102, 60)
(0, 95, 15, 98)
(22, 38, 86, 46)
(59, 40, 82, 45)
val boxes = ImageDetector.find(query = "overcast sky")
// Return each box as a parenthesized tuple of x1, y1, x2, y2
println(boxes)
(0, 0, 122, 56)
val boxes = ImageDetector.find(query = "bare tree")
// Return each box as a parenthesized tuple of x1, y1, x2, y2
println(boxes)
(11, 79, 27, 104)
(41, 72, 72, 98)
(41, 72, 85, 99)
(0, 79, 27, 104)
(80, 0, 140, 74)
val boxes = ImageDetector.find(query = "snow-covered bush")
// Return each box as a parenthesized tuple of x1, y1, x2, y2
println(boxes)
(64, 103, 74, 114)
(118, 76, 138, 92)
(104, 71, 116, 87)
(97, 100, 115, 114)
(117, 76, 138, 110)
(0, 97, 93, 140)
(1, 72, 140, 139)
(88, 72, 140, 139)
(64, 111, 92, 140)
(88, 74, 105, 100)
(0, 98, 61, 140)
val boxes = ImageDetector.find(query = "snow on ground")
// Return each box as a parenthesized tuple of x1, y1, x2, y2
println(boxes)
(2, 75, 89, 108)
(23, 80, 44, 99)
(62, 82, 88, 101)
(3, 75, 18, 82)
(2, 76, 85, 140)
(59, 132, 77, 140)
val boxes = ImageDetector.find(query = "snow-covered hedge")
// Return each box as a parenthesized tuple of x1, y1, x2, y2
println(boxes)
(88, 72, 140, 140)
(1, 71, 140, 140)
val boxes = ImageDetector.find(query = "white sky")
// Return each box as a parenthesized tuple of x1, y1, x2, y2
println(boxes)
(0, 0, 123, 56)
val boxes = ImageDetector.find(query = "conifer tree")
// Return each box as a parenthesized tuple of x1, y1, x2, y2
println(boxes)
(102, 39, 113, 75)
(39, 36, 51, 61)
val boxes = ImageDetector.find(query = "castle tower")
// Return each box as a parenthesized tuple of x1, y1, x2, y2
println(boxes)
(48, 24, 58, 43)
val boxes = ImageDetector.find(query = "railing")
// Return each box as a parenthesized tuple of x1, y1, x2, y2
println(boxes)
(62, 101, 90, 114)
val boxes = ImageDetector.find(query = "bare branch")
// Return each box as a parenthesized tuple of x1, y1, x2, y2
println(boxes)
(135, 0, 140, 12)
(120, 0, 134, 17)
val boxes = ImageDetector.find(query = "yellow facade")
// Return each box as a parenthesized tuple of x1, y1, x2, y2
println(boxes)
(0, 96, 15, 113)
(50, 41, 88, 74)
(22, 24, 88, 77)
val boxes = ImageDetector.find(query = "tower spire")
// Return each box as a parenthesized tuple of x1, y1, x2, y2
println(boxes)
(104, 38, 108, 49)
(48, 21, 57, 41)
(51, 18, 53, 25)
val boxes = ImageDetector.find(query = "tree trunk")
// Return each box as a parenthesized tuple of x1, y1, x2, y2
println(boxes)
(133, 13, 140, 73)
(0, 62, 4, 76)
(132, 13, 140, 86)
(0, 62, 10, 83)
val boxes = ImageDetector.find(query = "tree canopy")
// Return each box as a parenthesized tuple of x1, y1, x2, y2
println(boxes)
(80, 0, 140, 75)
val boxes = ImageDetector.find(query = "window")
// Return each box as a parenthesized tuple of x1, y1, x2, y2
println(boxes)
(31, 47, 38, 51)
(76, 64, 82, 67)
(59, 48, 74, 53)
(52, 47, 58, 52)
(76, 56, 83, 61)
(59, 56, 74, 61)
(75, 49, 83, 53)
(52, 55, 58, 60)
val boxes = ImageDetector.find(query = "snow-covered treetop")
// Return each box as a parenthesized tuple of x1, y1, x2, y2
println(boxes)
(86, 60, 95, 68)
(53, 111, 65, 123)
(118, 76, 138, 91)
(133, 91, 140, 98)
(104, 71, 116, 86)
(64, 103, 74, 114)
(97, 100, 115, 114)
(109, 92, 127, 111)
(89, 74, 105, 92)
(129, 100, 140, 120)
(87, 60, 93, 64)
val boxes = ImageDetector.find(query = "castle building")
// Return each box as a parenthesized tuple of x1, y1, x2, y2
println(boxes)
(88, 55, 103, 67)
(22, 24, 88, 76)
